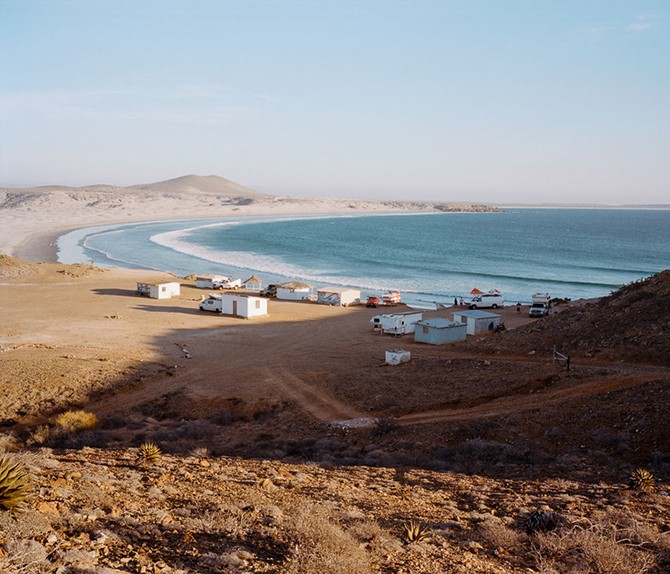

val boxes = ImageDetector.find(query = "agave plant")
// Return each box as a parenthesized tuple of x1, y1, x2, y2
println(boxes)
(136, 442, 162, 466)
(0, 456, 31, 512)
(629, 468, 655, 492)
(403, 519, 431, 542)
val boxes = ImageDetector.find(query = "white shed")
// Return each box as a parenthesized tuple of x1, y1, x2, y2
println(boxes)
(452, 310, 501, 335)
(136, 281, 180, 299)
(316, 286, 361, 307)
(276, 281, 314, 301)
(414, 318, 467, 345)
(220, 294, 268, 318)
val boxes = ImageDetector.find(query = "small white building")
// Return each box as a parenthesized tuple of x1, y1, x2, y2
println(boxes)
(136, 281, 180, 299)
(220, 293, 268, 318)
(452, 310, 501, 335)
(371, 311, 423, 336)
(195, 275, 230, 289)
(276, 281, 314, 301)
(414, 318, 467, 345)
(316, 286, 361, 307)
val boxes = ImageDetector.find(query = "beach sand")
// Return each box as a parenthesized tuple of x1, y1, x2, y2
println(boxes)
(0, 257, 534, 429)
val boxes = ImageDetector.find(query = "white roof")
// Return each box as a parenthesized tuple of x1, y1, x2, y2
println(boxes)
(317, 286, 361, 294)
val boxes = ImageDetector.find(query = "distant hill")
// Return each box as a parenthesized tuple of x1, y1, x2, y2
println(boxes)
(128, 174, 271, 200)
(0, 174, 269, 201)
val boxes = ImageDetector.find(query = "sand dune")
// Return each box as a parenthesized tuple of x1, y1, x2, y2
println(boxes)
(0, 174, 495, 262)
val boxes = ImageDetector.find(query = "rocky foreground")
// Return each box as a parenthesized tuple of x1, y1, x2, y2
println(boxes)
(1, 444, 669, 574)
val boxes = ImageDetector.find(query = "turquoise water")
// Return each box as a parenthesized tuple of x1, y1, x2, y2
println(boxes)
(58, 209, 670, 307)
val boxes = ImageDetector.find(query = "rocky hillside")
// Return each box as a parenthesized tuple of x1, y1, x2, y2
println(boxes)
(479, 271, 670, 365)
(1, 445, 668, 574)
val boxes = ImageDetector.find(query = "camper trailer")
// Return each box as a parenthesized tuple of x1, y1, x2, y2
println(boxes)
(370, 311, 423, 336)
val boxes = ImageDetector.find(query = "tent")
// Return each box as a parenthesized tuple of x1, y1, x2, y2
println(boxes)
(470, 287, 483, 295)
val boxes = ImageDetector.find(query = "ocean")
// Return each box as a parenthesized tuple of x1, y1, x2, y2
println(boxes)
(57, 209, 670, 308)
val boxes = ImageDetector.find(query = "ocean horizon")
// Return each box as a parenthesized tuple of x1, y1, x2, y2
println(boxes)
(57, 208, 670, 308)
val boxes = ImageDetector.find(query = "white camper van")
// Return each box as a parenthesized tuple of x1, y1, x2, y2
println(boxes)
(469, 293, 504, 309)
(529, 293, 551, 317)
(199, 295, 222, 312)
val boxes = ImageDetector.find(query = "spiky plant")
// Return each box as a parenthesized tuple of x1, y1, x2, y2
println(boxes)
(403, 519, 431, 543)
(629, 468, 655, 492)
(0, 456, 31, 512)
(136, 442, 162, 466)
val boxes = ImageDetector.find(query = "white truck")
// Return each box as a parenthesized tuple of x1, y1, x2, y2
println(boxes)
(212, 277, 242, 290)
(469, 293, 504, 309)
(199, 295, 222, 312)
(529, 293, 551, 317)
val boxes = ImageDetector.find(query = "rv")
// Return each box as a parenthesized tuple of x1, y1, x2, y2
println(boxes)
(370, 311, 423, 336)
(529, 293, 551, 317)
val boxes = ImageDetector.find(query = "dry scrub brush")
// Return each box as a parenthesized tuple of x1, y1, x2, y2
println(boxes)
(53, 410, 98, 433)
(285, 503, 372, 574)
(531, 510, 664, 574)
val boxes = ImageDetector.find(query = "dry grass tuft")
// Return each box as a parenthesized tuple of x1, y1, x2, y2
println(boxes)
(53, 410, 98, 433)
(285, 503, 372, 574)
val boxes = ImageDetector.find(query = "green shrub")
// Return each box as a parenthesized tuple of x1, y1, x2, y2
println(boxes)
(0, 456, 31, 512)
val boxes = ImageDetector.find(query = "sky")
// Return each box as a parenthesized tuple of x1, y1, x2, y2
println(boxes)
(1, 0, 669, 204)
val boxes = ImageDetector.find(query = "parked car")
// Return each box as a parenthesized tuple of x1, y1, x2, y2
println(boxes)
(260, 284, 278, 298)
(366, 296, 380, 308)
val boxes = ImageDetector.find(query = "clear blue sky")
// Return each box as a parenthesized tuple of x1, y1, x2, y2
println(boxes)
(1, 0, 668, 204)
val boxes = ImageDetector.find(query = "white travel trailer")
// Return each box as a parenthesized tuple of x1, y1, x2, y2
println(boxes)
(370, 311, 423, 336)
(317, 286, 361, 307)
(276, 281, 314, 301)
(136, 281, 180, 299)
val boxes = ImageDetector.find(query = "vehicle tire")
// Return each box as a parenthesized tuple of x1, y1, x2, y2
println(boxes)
(492, 304, 498, 309)
(217, 286, 223, 290)
(233, 285, 239, 290)
(470, 305, 477, 309)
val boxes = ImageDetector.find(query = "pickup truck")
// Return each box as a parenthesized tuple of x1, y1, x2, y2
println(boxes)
(529, 302, 549, 317)
(212, 277, 242, 290)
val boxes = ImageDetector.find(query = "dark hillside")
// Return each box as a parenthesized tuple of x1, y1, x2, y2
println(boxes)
(481, 271, 670, 365)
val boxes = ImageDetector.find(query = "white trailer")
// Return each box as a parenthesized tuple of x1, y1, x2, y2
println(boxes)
(195, 275, 230, 289)
(371, 311, 423, 336)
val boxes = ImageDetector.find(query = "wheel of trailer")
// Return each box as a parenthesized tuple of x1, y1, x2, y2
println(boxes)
(492, 304, 498, 308)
